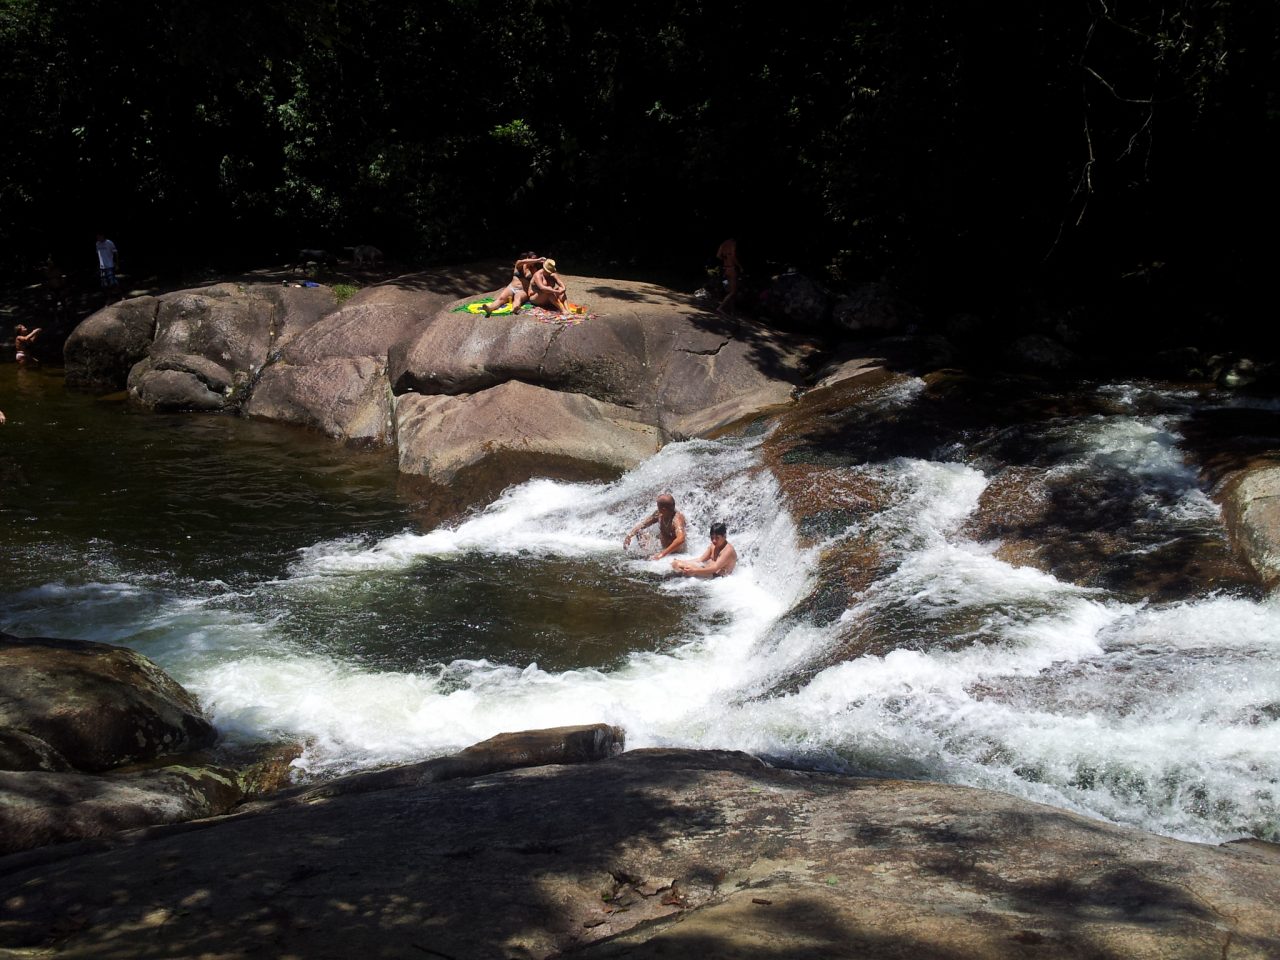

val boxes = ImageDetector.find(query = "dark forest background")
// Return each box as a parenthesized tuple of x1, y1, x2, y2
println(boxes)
(2, 0, 1275, 344)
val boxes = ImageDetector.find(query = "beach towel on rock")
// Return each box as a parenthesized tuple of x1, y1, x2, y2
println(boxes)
(456, 298, 518, 315)
(454, 299, 595, 323)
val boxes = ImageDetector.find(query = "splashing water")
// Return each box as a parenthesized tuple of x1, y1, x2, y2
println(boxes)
(3, 374, 1278, 843)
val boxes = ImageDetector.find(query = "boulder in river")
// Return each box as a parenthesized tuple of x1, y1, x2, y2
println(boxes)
(62, 296, 159, 389)
(0, 633, 217, 773)
(1220, 462, 1280, 590)
(394, 379, 662, 484)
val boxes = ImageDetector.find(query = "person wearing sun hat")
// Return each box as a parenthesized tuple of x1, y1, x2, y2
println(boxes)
(530, 257, 568, 312)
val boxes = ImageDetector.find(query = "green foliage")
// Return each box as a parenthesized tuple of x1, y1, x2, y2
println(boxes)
(332, 282, 359, 304)
(0, 0, 1272, 314)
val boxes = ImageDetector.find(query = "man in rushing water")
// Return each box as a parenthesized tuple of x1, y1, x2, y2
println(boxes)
(672, 522, 737, 578)
(624, 493, 688, 560)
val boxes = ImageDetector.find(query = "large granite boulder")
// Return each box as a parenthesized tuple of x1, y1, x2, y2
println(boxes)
(0, 633, 216, 772)
(62, 296, 159, 389)
(242, 272, 487, 442)
(65, 282, 336, 405)
(126, 284, 334, 412)
(395, 380, 663, 484)
(247, 355, 392, 442)
(1220, 462, 1280, 590)
(65, 264, 819, 485)
(390, 273, 816, 443)
(2, 746, 1277, 958)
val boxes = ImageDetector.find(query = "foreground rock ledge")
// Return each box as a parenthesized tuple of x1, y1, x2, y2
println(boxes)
(2, 749, 1277, 959)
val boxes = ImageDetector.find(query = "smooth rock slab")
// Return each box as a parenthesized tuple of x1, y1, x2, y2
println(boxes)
(0, 765, 242, 855)
(1, 748, 1276, 959)
(395, 380, 663, 483)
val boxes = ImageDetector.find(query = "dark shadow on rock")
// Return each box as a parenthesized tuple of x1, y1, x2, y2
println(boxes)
(0, 752, 742, 959)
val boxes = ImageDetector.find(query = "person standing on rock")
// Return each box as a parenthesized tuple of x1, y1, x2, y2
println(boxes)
(95, 232, 121, 300)
(529, 258, 568, 313)
(625, 493, 688, 560)
(483, 251, 544, 316)
(716, 238, 742, 316)
(672, 522, 737, 578)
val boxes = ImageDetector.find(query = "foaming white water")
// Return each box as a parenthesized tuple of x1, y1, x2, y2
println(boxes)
(182, 435, 813, 778)
(9, 380, 1278, 843)
(171, 400, 1280, 841)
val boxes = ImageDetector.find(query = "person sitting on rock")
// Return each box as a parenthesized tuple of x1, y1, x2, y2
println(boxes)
(672, 522, 737, 578)
(483, 252, 545, 316)
(14, 324, 41, 365)
(529, 258, 568, 313)
(624, 493, 688, 560)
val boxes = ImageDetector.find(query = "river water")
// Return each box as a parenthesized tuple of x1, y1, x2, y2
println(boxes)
(2, 363, 1278, 844)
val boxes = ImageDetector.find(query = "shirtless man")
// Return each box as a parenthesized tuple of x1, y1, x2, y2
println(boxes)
(483, 252, 544, 316)
(14, 325, 41, 365)
(529, 258, 568, 312)
(624, 493, 688, 560)
(672, 522, 737, 578)
(716, 238, 741, 316)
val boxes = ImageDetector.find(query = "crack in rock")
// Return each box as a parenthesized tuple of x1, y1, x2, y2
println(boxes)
(677, 338, 732, 357)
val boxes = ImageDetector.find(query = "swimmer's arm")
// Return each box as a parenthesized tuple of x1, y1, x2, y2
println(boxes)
(679, 544, 736, 578)
(624, 511, 658, 547)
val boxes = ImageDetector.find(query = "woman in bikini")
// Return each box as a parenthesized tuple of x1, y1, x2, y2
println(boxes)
(482, 252, 545, 316)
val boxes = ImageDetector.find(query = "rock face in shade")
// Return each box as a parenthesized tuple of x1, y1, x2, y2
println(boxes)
(1, 747, 1277, 959)
(0, 633, 241, 855)
(0, 633, 216, 773)
(63, 296, 159, 389)
(0, 766, 243, 855)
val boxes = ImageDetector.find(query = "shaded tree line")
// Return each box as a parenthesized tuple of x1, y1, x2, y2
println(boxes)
(1, 0, 1274, 330)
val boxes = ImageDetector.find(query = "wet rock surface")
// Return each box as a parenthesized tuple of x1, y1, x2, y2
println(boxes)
(1, 748, 1277, 959)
